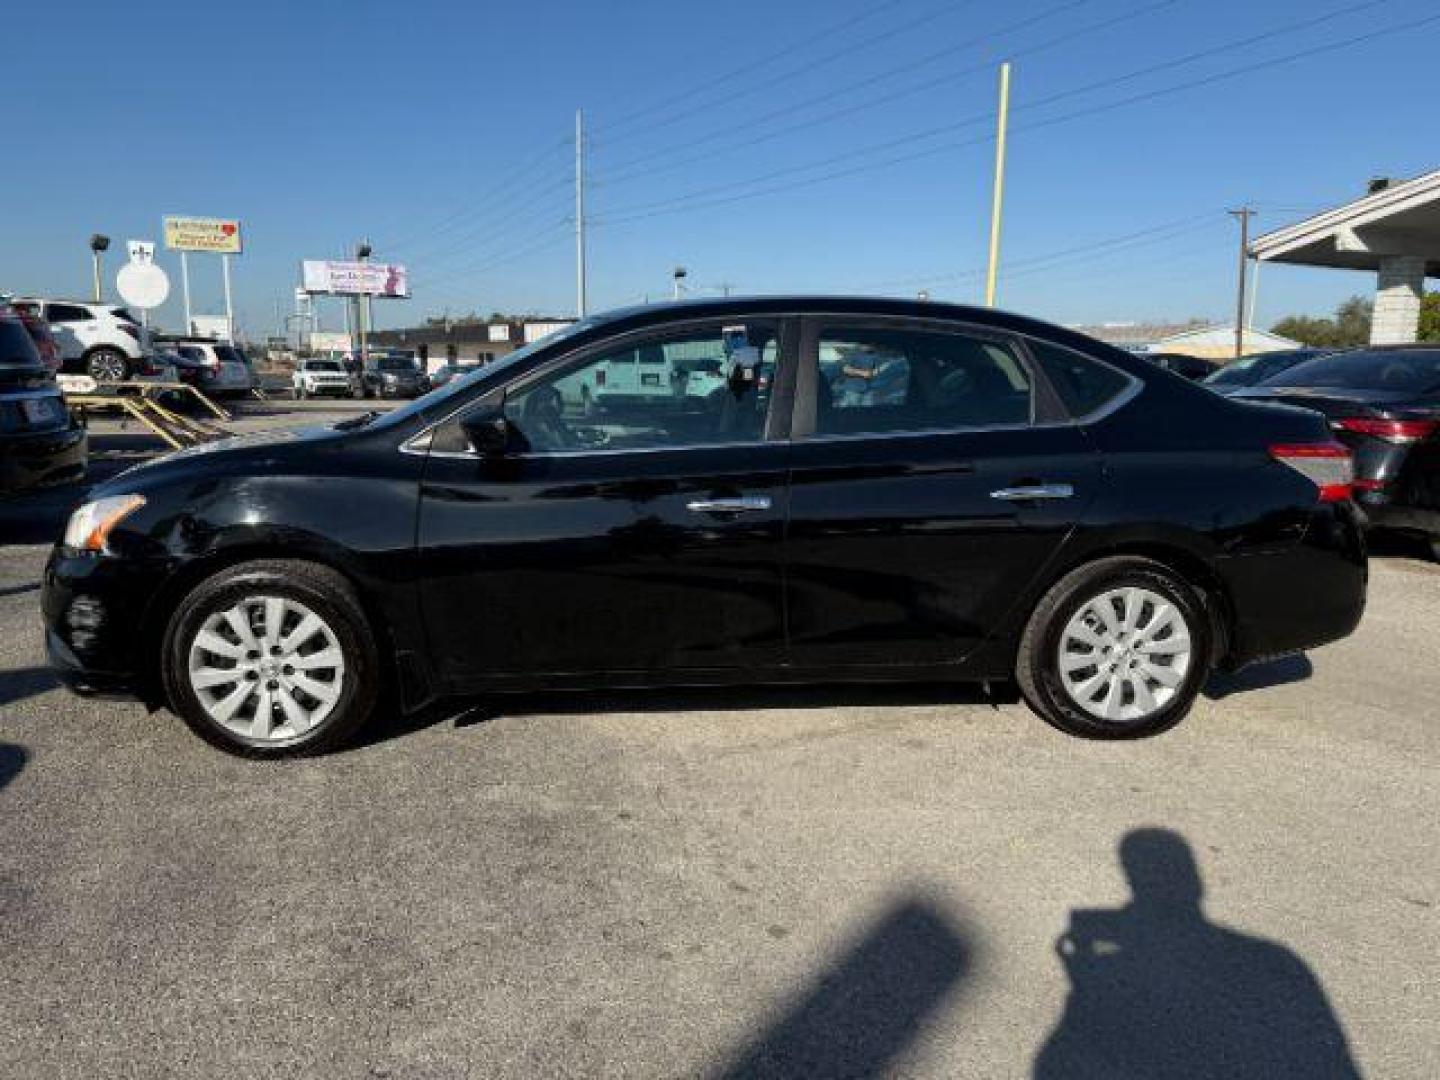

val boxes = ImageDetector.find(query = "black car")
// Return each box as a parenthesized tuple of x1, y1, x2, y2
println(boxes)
(1233, 345, 1440, 559)
(42, 297, 1366, 757)
(1203, 348, 1334, 395)
(1, 309, 87, 496)
(1144, 352, 1218, 381)
(361, 353, 426, 398)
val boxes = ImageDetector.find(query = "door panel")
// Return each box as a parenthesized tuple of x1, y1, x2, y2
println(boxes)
(784, 427, 1098, 668)
(418, 446, 789, 686)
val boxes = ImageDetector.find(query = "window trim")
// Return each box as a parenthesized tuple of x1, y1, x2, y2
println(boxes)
(792, 315, 1055, 441)
(411, 314, 799, 459)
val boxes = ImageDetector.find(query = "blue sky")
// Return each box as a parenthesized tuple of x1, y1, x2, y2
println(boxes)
(5, 0, 1436, 338)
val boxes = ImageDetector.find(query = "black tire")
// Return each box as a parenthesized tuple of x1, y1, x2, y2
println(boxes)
(1015, 556, 1211, 739)
(86, 347, 131, 382)
(161, 559, 379, 757)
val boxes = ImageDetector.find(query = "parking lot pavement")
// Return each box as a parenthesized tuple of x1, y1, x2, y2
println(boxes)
(0, 491, 1436, 1075)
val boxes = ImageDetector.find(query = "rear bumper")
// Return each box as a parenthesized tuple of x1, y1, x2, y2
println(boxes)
(0, 423, 87, 496)
(1359, 499, 1440, 537)
(1215, 502, 1368, 668)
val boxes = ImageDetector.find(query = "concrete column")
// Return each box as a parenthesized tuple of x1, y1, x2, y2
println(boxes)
(1371, 255, 1425, 344)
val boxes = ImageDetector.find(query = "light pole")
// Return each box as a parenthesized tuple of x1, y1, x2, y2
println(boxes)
(672, 266, 687, 301)
(89, 234, 110, 302)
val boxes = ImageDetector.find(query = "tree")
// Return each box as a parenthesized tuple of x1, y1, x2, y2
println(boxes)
(1419, 293, 1440, 343)
(1271, 295, 1372, 348)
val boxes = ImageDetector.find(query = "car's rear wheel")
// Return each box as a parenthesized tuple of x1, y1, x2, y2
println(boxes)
(86, 348, 130, 382)
(1016, 557, 1210, 739)
(162, 560, 378, 757)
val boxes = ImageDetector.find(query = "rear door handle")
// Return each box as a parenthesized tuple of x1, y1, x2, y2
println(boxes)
(686, 496, 772, 513)
(990, 484, 1074, 502)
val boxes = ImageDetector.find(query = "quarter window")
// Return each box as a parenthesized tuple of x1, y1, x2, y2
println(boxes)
(1028, 340, 1134, 418)
(811, 325, 1034, 436)
(503, 322, 780, 454)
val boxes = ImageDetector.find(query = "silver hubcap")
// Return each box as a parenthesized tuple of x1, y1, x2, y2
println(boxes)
(92, 353, 125, 381)
(1057, 586, 1192, 723)
(187, 596, 345, 742)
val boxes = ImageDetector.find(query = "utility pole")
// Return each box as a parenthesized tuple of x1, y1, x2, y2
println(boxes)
(356, 240, 372, 367)
(1228, 207, 1256, 360)
(984, 61, 1012, 308)
(575, 108, 588, 318)
(181, 252, 193, 335)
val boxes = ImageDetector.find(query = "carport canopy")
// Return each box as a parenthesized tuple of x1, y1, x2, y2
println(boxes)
(1250, 169, 1440, 344)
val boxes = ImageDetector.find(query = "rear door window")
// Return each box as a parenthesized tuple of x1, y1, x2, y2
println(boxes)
(810, 324, 1034, 436)
(46, 304, 92, 323)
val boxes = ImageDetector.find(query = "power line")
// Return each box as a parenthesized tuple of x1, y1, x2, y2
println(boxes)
(589, 1, 1423, 228)
(591, 0, 1118, 186)
(597, 0, 978, 147)
(594, 0, 915, 136)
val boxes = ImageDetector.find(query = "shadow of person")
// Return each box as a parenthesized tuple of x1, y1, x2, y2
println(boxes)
(1034, 828, 1360, 1080)
(712, 898, 972, 1079)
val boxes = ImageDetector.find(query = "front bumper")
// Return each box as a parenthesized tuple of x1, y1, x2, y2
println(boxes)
(0, 423, 87, 496)
(1215, 501, 1368, 668)
(42, 549, 174, 705)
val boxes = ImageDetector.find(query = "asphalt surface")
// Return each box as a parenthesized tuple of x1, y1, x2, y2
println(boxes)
(1, 404, 1437, 1078)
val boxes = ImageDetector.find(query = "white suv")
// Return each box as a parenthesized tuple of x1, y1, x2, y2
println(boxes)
(11, 298, 154, 382)
(292, 357, 355, 399)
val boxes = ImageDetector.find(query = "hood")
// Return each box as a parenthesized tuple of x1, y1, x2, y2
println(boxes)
(101, 425, 343, 491)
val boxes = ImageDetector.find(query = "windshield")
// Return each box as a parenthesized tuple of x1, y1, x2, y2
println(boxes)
(1265, 349, 1440, 394)
(365, 314, 604, 431)
(1206, 352, 1309, 387)
(215, 345, 248, 365)
(307, 360, 343, 372)
(375, 357, 412, 371)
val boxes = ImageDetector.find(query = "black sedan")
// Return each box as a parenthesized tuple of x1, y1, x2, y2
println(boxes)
(1233, 345, 1440, 559)
(1, 309, 86, 496)
(1203, 348, 1334, 395)
(42, 297, 1366, 756)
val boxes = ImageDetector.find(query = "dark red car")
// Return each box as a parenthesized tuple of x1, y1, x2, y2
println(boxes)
(14, 306, 61, 375)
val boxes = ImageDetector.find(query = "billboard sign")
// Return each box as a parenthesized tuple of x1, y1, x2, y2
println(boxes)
(301, 260, 410, 298)
(164, 216, 243, 254)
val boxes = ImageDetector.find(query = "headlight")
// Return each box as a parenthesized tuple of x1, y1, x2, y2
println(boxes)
(63, 494, 146, 553)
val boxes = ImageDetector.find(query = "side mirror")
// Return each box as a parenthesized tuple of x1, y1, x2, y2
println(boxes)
(460, 410, 511, 456)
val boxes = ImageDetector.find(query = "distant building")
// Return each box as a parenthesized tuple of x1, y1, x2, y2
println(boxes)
(1146, 324, 1303, 360)
(1067, 322, 1206, 352)
(369, 317, 576, 373)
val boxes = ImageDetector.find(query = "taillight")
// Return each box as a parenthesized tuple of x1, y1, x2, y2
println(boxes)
(1269, 442, 1354, 503)
(1333, 417, 1439, 443)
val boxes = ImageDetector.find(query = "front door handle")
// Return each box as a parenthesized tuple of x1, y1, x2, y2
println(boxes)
(686, 496, 772, 513)
(990, 483, 1074, 502)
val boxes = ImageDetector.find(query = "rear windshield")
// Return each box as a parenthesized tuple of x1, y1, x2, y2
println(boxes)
(0, 319, 43, 366)
(214, 345, 247, 365)
(1266, 349, 1440, 393)
(1205, 350, 1318, 387)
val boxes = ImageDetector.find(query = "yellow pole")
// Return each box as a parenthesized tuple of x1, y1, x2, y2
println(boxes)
(984, 61, 1012, 308)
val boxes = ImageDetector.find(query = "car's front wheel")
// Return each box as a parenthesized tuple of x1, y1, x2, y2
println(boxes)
(162, 560, 379, 756)
(1016, 556, 1210, 739)
(87, 348, 131, 382)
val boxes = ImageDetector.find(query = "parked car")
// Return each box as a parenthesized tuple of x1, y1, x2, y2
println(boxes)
(360, 353, 426, 399)
(13, 306, 61, 375)
(1203, 348, 1334, 395)
(1144, 352, 1218, 381)
(1232, 345, 1440, 560)
(292, 357, 355, 399)
(42, 297, 1366, 757)
(426, 362, 480, 390)
(155, 336, 256, 397)
(0, 307, 86, 495)
(9, 298, 154, 381)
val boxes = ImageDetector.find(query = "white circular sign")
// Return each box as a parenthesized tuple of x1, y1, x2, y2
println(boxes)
(116, 262, 170, 309)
